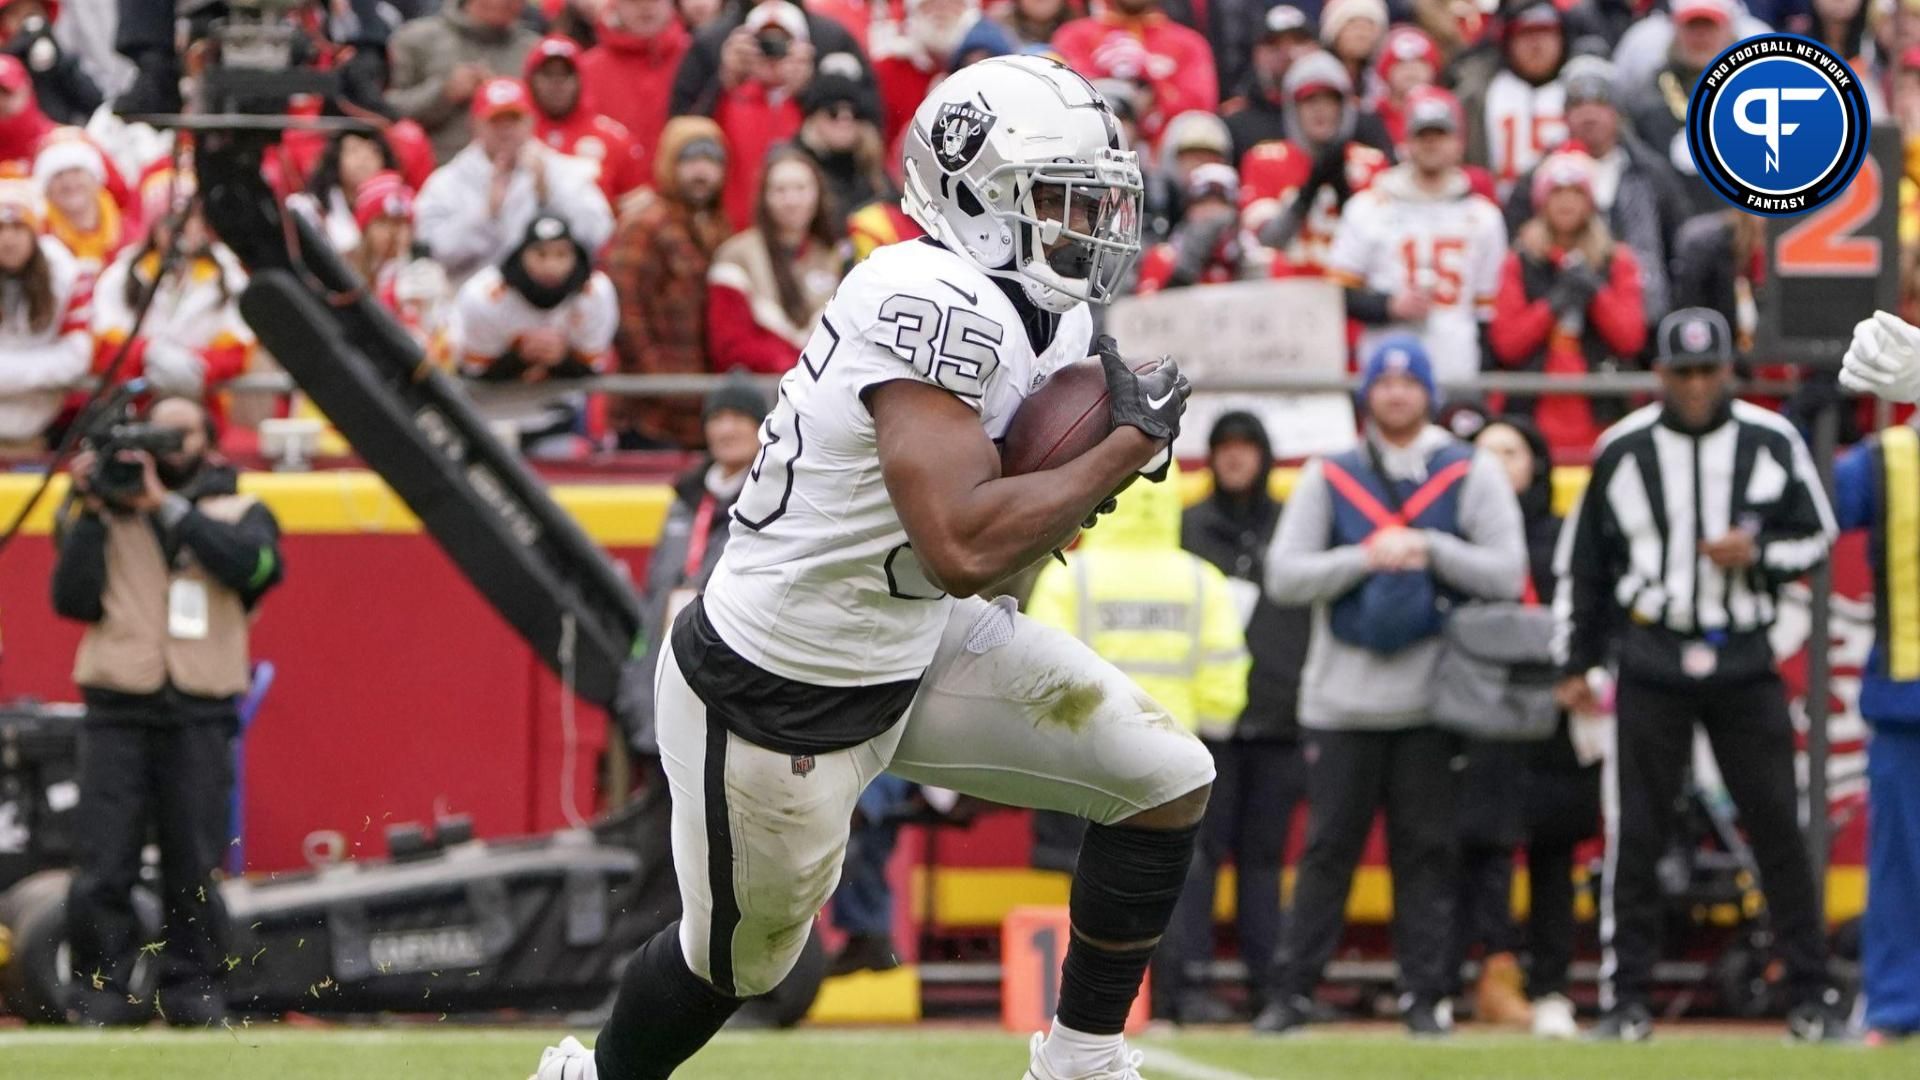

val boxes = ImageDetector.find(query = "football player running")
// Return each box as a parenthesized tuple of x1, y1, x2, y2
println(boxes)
(531, 56, 1212, 1080)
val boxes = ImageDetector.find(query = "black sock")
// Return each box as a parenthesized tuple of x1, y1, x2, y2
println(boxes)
(1057, 821, 1202, 1035)
(593, 923, 742, 1080)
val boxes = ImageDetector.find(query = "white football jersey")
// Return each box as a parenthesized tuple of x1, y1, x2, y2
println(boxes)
(700, 239, 1095, 686)
(1327, 170, 1507, 387)
(1483, 70, 1567, 200)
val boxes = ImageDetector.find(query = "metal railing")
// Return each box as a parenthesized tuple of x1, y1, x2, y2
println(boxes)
(213, 370, 1819, 400)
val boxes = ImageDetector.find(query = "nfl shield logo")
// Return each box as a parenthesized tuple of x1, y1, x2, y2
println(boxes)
(790, 755, 816, 777)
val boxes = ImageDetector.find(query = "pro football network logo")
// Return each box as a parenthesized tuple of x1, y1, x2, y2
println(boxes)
(931, 101, 996, 174)
(1686, 33, 1870, 216)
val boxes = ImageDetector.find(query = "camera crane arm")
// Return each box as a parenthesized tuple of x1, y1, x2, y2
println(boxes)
(184, 117, 646, 712)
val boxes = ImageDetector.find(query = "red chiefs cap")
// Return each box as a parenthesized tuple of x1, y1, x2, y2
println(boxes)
(471, 78, 533, 122)
(353, 170, 415, 231)
(524, 35, 582, 80)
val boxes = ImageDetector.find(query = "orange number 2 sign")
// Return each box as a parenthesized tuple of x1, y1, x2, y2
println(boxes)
(1776, 155, 1884, 276)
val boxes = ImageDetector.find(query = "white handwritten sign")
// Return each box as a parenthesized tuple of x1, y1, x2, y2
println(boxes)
(1105, 278, 1355, 459)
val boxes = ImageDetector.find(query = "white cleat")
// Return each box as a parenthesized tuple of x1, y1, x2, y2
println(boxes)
(1532, 993, 1579, 1040)
(1022, 1032, 1147, 1080)
(529, 1035, 598, 1080)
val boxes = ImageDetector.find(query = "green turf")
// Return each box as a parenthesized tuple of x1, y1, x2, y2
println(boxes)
(1, 1026, 1916, 1079)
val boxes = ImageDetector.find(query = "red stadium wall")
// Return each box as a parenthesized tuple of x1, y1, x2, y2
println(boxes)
(0, 472, 1873, 902)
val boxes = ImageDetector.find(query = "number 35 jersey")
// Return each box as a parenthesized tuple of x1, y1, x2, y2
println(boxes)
(700, 239, 1094, 687)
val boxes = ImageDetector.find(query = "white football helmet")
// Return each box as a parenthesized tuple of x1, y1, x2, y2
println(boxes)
(902, 55, 1143, 313)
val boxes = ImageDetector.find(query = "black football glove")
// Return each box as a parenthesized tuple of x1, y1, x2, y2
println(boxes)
(1098, 336, 1189, 474)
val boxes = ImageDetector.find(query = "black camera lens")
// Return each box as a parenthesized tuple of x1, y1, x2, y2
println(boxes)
(758, 33, 790, 59)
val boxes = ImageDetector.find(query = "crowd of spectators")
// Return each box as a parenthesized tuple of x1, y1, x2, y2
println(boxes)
(0, 0, 1899, 1042)
(0, 0, 1912, 458)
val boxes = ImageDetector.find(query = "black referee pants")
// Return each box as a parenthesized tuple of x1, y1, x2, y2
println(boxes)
(1269, 727, 1459, 1001)
(1604, 674, 1830, 1009)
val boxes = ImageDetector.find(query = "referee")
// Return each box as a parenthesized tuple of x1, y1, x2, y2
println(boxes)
(1553, 309, 1846, 1041)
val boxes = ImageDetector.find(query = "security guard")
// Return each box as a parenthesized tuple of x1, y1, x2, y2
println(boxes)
(1024, 459, 1251, 1009)
(52, 396, 283, 1026)
(1835, 422, 1920, 1042)
(1025, 459, 1251, 750)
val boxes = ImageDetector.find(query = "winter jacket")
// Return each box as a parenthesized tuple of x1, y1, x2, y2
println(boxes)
(1670, 212, 1757, 346)
(0, 236, 91, 443)
(0, 78, 52, 168)
(1267, 424, 1526, 730)
(414, 143, 615, 284)
(1224, 74, 1396, 166)
(1182, 435, 1312, 742)
(1623, 57, 1721, 217)
(1161, 0, 1268, 101)
(1609, 8, 1772, 106)
(536, 108, 648, 205)
(605, 117, 736, 448)
(91, 245, 254, 403)
(1133, 222, 1264, 293)
(578, 15, 692, 180)
(1488, 220, 1646, 456)
(705, 229, 844, 374)
(1027, 462, 1251, 739)
(714, 80, 805, 231)
(668, 7, 877, 120)
(5, 15, 100, 125)
(1052, 12, 1219, 146)
(526, 39, 649, 204)
(1495, 413, 1561, 604)
(791, 136, 889, 234)
(869, 32, 942, 151)
(1834, 427, 1920, 728)
(1239, 138, 1391, 275)
(627, 459, 746, 751)
(451, 262, 619, 439)
(1502, 130, 1686, 333)
(43, 188, 126, 272)
(386, 0, 541, 163)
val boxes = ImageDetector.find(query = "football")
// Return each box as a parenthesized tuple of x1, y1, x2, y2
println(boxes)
(1000, 357, 1162, 477)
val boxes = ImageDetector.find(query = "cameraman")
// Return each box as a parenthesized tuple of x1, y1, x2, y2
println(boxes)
(51, 395, 284, 1026)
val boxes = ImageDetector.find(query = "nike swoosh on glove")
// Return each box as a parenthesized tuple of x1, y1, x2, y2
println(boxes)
(1841, 310, 1920, 404)
(1098, 336, 1190, 481)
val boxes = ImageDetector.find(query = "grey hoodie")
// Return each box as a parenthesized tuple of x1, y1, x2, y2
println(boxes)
(387, 0, 540, 163)
(1265, 423, 1526, 730)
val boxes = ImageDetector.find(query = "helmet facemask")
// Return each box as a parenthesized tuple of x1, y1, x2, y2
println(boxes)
(999, 149, 1143, 312)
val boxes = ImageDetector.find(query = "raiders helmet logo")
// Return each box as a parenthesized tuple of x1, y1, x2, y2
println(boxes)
(931, 101, 996, 174)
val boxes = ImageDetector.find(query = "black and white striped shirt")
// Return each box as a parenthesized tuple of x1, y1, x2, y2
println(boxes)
(1555, 400, 1838, 685)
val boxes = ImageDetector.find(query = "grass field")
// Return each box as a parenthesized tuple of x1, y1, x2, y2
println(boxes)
(2, 1025, 1917, 1080)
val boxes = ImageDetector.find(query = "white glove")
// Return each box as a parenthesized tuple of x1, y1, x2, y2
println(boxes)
(1840, 310, 1920, 403)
